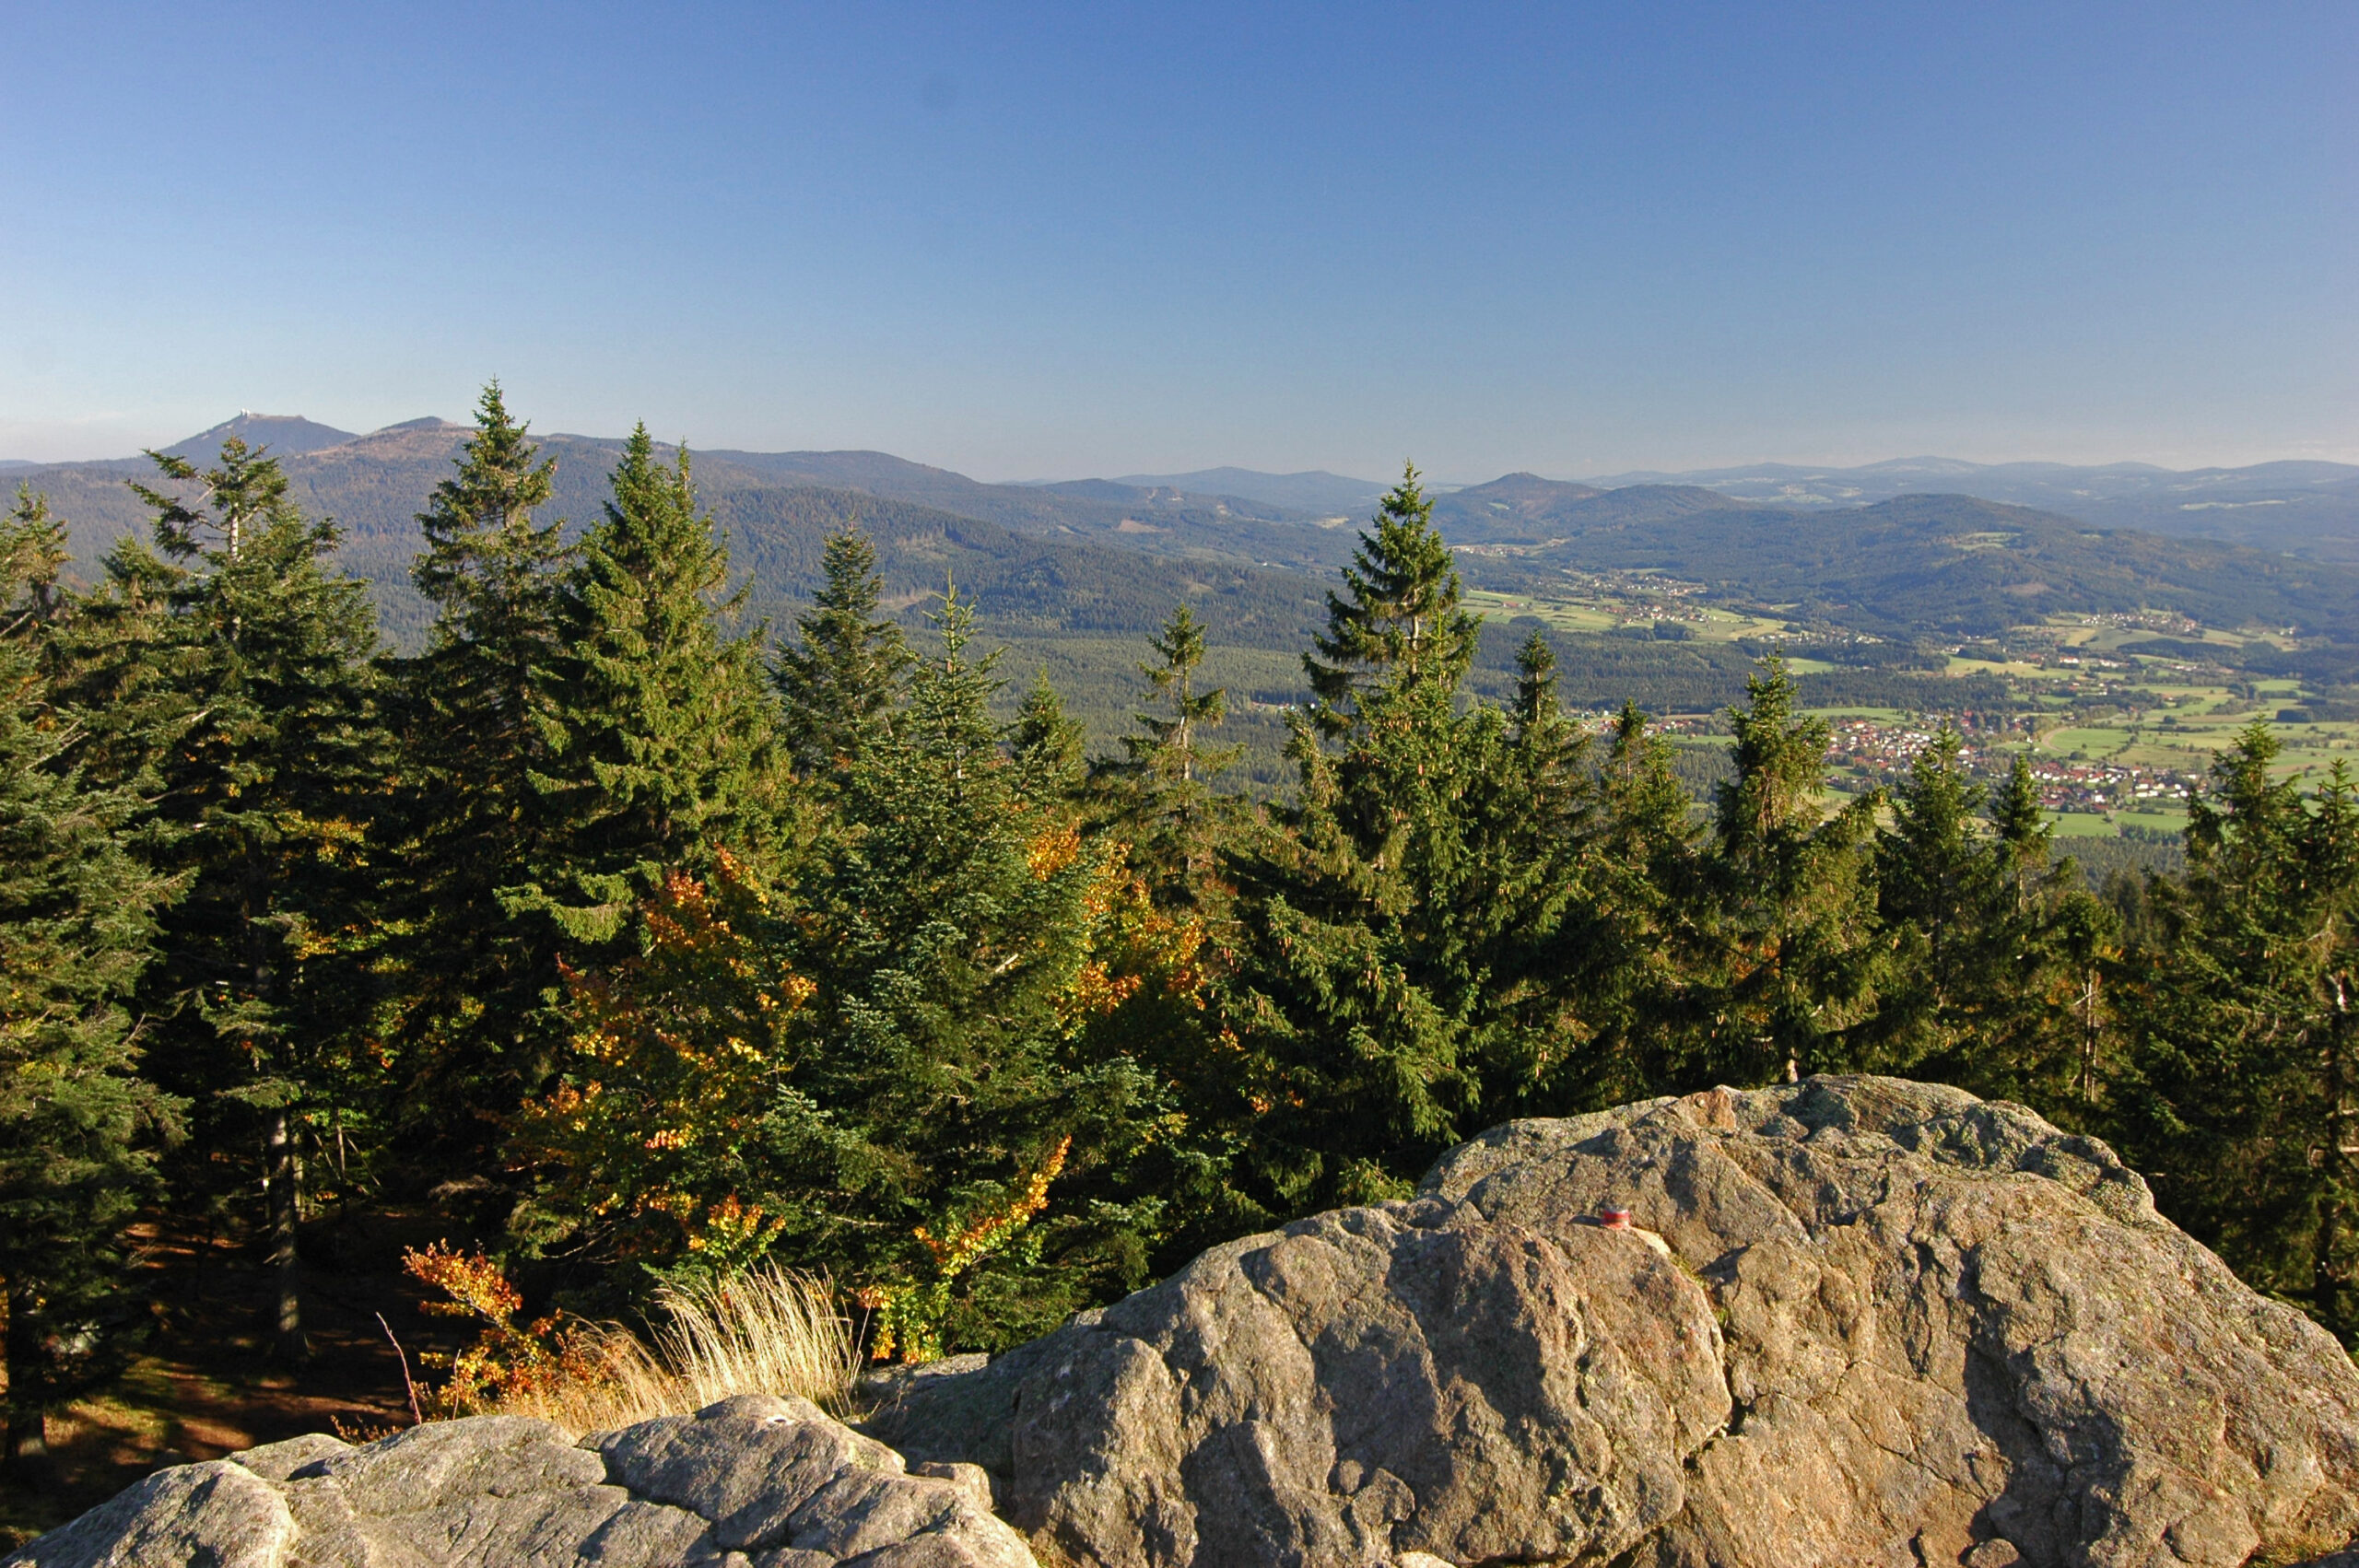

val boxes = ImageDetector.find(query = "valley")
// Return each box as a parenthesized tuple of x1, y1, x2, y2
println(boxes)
(15, 415, 2359, 853)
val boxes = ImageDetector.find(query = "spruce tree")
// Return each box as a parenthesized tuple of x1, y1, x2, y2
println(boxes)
(1501, 632, 1592, 871)
(387, 382, 572, 1143)
(1691, 657, 1883, 1085)
(1866, 729, 2003, 1071)
(1011, 668, 1088, 806)
(1984, 755, 2118, 1106)
(522, 426, 787, 950)
(1223, 465, 1586, 1209)
(0, 493, 182, 1472)
(807, 587, 1190, 1337)
(34, 521, 194, 799)
(1573, 701, 1707, 1102)
(1863, 736, 2113, 1102)
(1100, 604, 1241, 907)
(1460, 630, 1602, 1116)
(1302, 463, 1479, 735)
(2112, 728, 2359, 1339)
(2, 488, 69, 638)
(771, 527, 910, 782)
(1597, 702, 1697, 884)
(121, 439, 384, 1358)
(1127, 605, 1237, 787)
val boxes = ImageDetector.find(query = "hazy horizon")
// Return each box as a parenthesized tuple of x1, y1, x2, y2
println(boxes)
(8, 406, 2353, 493)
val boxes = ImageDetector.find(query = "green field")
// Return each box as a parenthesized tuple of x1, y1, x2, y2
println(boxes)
(1464, 589, 1794, 644)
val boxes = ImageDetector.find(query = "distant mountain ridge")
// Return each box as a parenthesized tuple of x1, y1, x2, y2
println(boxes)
(1433, 478, 1752, 544)
(1452, 490, 2359, 642)
(1108, 468, 1391, 516)
(1088, 454, 2359, 564)
(159, 413, 361, 462)
(3, 418, 1356, 649)
(1581, 455, 2359, 562)
(29, 430, 2353, 561)
(16, 416, 2359, 654)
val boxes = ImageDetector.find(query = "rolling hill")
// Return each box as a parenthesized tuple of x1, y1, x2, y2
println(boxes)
(1430, 474, 1743, 544)
(17, 418, 2359, 774)
(1107, 468, 1391, 517)
(159, 413, 361, 462)
(1446, 492, 2359, 642)
(6, 420, 1358, 646)
(1583, 455, 2359, 562)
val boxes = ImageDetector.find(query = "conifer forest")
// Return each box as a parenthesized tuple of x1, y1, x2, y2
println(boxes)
(4, 386, 2356, 1487)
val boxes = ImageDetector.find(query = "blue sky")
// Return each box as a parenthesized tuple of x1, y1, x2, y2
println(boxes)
(4, 2, 2352, 477)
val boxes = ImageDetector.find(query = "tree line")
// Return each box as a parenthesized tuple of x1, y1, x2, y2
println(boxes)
(3, 385, 2353, 1466)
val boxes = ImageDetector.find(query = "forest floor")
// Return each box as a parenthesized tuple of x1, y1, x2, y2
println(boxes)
(0, 1211, 459, 1549)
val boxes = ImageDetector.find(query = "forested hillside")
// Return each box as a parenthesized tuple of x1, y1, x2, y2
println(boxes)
(4, 396, 2353, 1525)
(1440, 484, 2359, 640)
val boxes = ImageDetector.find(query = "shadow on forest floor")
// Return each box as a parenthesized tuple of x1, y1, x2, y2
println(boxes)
(0, 1211, 465, 1549)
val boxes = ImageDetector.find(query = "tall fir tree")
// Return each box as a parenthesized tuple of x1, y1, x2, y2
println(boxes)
(1011, 668, 1088, 808)
(121, 439, 386, 1358)
(1302, 463, 1480, 735)
(387, 382, 573, 1148)
(1125, 605, 1238, 787)
(1099, 604, 1242, 909)
(1570, 701, 1708, 1103)
(1505, 632, 1588, 840)
(1692, 656, 1884, 1085)
(1989, 754, 2120, 1108)
(1459, 629, 1603, 1119)
(2, 488, 69, 638)
(0, 492, 182, 1472)
(1864, 729, 2011, 1072)
(2111, 728, 2359, 1340)
(522, 426, 788, 950)
(1222, 465, 1587, 1210)
(34, 512, 194, 802)
(770, 527, 910, 783)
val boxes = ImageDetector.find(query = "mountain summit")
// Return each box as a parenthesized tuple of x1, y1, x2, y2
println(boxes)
(159, 414, 358, 462)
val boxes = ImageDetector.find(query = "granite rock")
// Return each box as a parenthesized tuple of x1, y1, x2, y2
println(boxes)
(877, 1076, 2359, 1568)
(5, 1397, 1034, 1568)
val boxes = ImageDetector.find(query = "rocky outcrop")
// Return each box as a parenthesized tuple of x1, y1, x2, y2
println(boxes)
(875, 1076, 2359, 1568)
(18, 1077, 2359, 1567)
(5, 1394, 1034, 1568)
(874, 1198, 1725, 1566)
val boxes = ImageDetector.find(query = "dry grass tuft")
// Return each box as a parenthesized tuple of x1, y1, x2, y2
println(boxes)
(492, 1268, 862, 1435)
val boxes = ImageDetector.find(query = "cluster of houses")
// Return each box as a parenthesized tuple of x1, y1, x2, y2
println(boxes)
(1818, 718, 2191, 812)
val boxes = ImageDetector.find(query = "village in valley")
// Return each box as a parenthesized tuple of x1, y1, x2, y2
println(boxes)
(1473, 579, 2356, 845)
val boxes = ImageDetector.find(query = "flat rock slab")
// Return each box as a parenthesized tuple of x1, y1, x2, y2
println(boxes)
(875, 1076, 2359, 1568)
(4, 1396, 1035, 1568)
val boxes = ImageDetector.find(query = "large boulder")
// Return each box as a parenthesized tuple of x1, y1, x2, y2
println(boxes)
(4, 1394, 1035, 1568)
(874, 1076, 2359, 1568)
